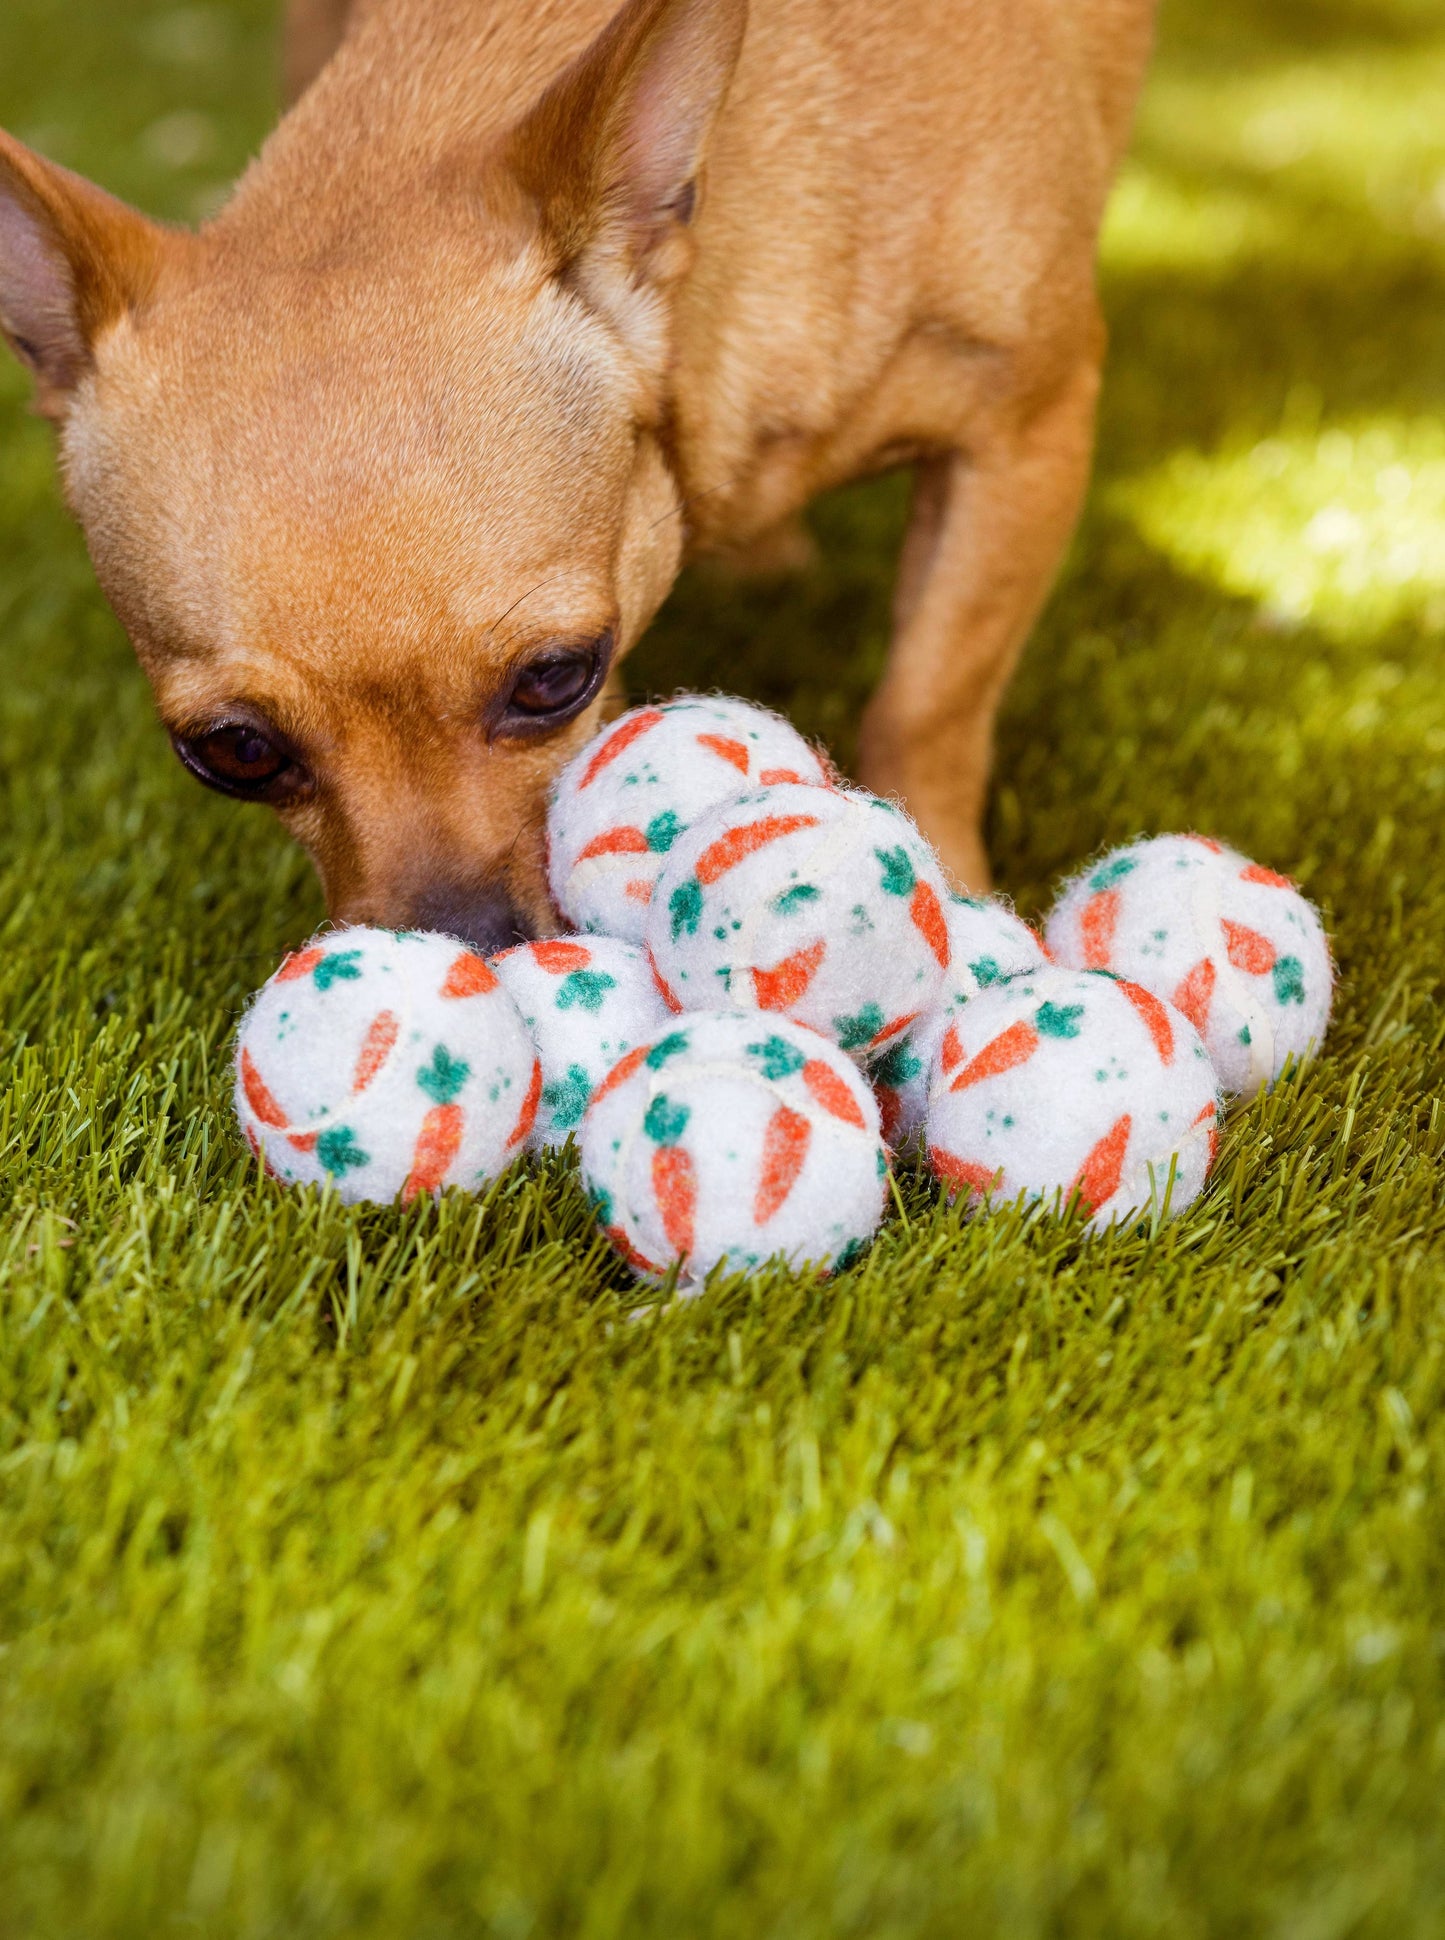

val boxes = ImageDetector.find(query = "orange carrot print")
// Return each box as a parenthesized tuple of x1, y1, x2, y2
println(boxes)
(909, 880, 949, 968)
(593, 1045, 650, 1104)
(240, 1048, 289, 1129)
(440, 952, 498, 998)
(752, 939, 826, 1010)
(696, 733, 750, 773)
(802, 1059, 867, 1128)
(696, 814, 819, 884)
(606, 1226, 665, 1278)
(1071, 1113, 1130, 1215)
(1172, 958, 1216, 1034)
(275, 946, 325, 983)
(1118, 981, 1174, 1064)
(648, 948, 684, 1012)
(653, 1145, 697, 1257)
(403, 1103, 463, 1202)
(506, 1060, 543, 1148)
(929, 1149, 1000, 1199)
(530, 939, 592, 973)
(575, 825, 649, 863)
(352, 1010, 399, 1092)
(1079, 889, 1119, 969)
(756, 1106, 811, 1223)
(579, 708, 663, 788)
(949, 1020, 1039, 1092)
(1221, 920, 1276, 975)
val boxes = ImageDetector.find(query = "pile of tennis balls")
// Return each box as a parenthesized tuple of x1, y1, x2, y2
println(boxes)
(234, 694, 1334, 1286)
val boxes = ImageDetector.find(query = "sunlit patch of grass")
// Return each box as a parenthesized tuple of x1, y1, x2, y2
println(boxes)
(1109, 415, 1445, 638)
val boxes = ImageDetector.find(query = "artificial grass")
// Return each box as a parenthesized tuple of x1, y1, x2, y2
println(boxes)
(2, 0, 1445, 1931)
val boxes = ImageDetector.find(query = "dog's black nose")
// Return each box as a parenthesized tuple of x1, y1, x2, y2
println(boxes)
(408, 882, 534, 958)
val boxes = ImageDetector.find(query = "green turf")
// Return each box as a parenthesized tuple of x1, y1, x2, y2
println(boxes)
(3, 1, 1445, 1932)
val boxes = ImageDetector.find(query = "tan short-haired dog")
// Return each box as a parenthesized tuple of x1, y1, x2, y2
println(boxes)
(0, 0, 1153, 951)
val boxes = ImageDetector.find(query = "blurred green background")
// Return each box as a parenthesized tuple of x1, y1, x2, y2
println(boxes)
(2, 2, 1445, 1935)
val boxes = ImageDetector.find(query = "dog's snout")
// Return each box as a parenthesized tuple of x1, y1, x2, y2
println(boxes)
(408, 882, 535, 958)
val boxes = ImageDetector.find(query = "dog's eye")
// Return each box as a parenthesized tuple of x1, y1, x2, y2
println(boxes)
(496, 641, 608, 736)
(171, 722, 307, 802)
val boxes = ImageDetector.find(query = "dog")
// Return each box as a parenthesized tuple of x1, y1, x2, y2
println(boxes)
(0, 0, 1154, 953)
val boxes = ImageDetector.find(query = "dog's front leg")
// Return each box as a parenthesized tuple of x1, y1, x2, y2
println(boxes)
(856, 347, 1104, 893)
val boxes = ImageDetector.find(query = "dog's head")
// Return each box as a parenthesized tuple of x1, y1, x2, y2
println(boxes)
(0, 0, 746, 951)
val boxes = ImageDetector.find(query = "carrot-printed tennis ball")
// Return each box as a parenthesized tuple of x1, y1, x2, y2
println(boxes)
(645, 783, 951, 1062)
(234, 928, 540, 1204)
(580, 1011, 887, 1286)
(547, 695, 831, 944)
(491, 934, 670, 1151)
(925, 965, 1221, 1230)
(872, 893, 1048, 1152)
(1045, 835, 1333, 1098)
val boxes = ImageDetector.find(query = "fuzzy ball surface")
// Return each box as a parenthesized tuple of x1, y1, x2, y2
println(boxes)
(1044, 835, 1333, 1097)
(580, 1010, 888, 1286)
(492, 935, 671, 1151)
(235, 928, 541, 1204)
(873, 895, 1050, 1152)
(646, 783, 951, 1060)
(925, 965, 1221, 1230)
(547, 696, 830, 944)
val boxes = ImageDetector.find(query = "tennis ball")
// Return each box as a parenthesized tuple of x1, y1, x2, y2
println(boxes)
(872, 894, 1049, 1151)
(926, 964, 1221, 1229)
(580, 1010, 888, 1285)
(1045, 835, 1333, 1097)
(235, 928, 540, 1204)
(548, 695, 831, 944)
(492, 935, 671, 1151)
(646, 783, 951, 1060)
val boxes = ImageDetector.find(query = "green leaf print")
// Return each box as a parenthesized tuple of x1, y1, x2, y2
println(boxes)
(313, 949, 363, 990)
(543, 1064, 593, 1130)
(417, 1044, 471, 1105)
(316, 1126, 369, 1176)
(748, 1035, 807, 1080)
(1088, 855, 1137, 893)
(771, 883, 821, 917)
(646, 810, 683, 854)
(835, 1003, 885, 1051)
(969, 955, 1005, 987)
(1273, 956, 1305, 1005)
(587, 1184, 614, 1227)
(1036, 1001, 1085, 1039)
(643, 1096, 690, 1146)
(871, 1037, 923, 1088)
(556, 970, 617, 1013)
(646, 1032, 691, 1070)
(670, 877, 704, 940)
(875, 846, 917, 898)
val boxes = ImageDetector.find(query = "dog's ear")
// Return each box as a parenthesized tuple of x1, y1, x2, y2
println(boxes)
(0, 131, 172, 420)
(505, 0, 747, 315)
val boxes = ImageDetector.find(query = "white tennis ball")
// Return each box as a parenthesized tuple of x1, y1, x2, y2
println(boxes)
(491, 935, 671, 1151)
(925, 964, 1221, 1229)
(872, 894, 1049, 1151)
(580, 1010, 888, 1285)
(645, 783, 951, 1060)
(547, 695, 831, 944)
(235, 928, 541, 1204)
(1044, 835, 1333, 1097)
